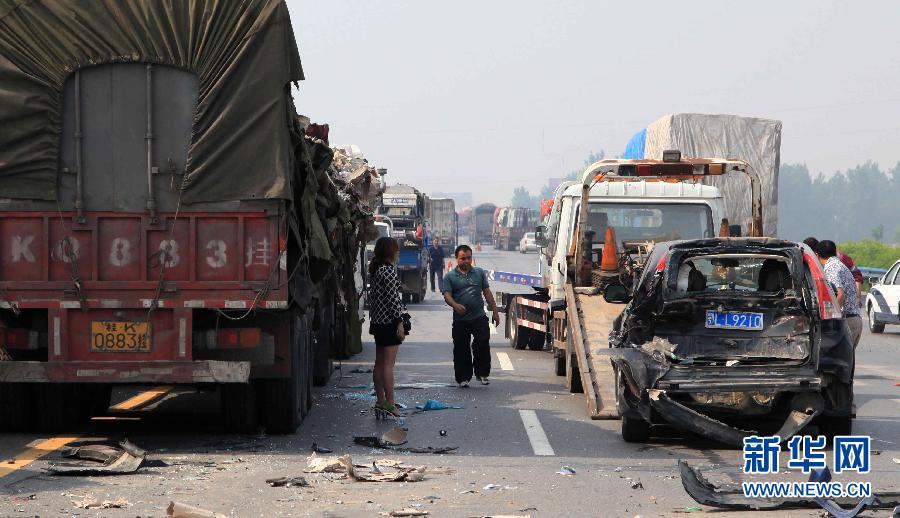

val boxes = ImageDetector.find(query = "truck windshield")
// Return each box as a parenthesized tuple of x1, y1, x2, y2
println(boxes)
(586, 202, 713, 241)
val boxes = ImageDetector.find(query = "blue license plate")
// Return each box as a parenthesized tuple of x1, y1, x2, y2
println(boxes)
(705, 310, 764, 331)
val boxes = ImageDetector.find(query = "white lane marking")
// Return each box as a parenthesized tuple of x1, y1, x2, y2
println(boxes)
(519, 409, 555, 456)
(497, 352, 514, 371)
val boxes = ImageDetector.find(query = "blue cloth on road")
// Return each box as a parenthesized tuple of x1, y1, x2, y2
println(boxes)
(415, 399, 464, 411)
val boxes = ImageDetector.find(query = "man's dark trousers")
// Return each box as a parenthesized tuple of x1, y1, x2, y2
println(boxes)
(452, 315, 491, 383)
(430, 263, 443, 291)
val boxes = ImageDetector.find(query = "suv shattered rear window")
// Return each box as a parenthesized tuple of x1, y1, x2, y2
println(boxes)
(675, 254, 794, 295)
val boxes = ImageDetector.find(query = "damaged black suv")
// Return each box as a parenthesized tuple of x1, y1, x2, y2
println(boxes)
(607, 238, 854, 446)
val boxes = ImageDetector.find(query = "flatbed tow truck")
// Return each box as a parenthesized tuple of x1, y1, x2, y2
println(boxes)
(502, 152, 763, 419)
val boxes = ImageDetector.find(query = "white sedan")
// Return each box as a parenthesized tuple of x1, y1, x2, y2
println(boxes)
(866, 259, 900, 333)
(519, 232, 538, 253)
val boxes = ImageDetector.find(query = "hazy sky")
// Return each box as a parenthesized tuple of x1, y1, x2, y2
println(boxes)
(287, 1, 900, 206)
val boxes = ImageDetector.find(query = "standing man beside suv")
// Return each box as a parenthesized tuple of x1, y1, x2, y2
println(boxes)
(816, 240, 863, 348)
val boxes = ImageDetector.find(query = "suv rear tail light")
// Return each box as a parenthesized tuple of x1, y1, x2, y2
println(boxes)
(803, 252, 843, 320)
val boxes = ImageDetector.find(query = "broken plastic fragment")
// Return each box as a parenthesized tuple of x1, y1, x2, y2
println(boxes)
(415, 399, 464, 411)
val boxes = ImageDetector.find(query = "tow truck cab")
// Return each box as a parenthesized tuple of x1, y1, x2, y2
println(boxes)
(540, 180, 726, 309)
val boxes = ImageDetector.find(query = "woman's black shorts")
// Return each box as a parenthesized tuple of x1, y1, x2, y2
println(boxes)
(370, 322, 402, 347)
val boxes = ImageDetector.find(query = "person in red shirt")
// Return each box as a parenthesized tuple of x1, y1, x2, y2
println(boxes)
(803, 237, 863, 301)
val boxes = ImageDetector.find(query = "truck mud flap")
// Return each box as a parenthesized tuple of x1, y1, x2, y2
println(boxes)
(678, 460, 899, 513)
(648, 389, 823, 447)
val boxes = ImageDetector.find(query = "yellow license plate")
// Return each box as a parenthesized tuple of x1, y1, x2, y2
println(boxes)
(90, 321, 151, 352)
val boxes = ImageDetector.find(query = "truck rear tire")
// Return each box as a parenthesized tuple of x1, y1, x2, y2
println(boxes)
(34, 384, 87, 432)
(565, 333, 583, 393)
(0, 383, 34, 432)
(507, 301, 527, 350)
(222, 382, 257, 434)
(554, 351, 566, 376)
(262, 314, 308, 433)
(621, 415, 650, 443)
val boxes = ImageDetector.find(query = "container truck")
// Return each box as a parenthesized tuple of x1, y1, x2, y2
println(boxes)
(425, 198, 458, 250)
(470, 203, 497, 245)
(493, 206, 538, 251)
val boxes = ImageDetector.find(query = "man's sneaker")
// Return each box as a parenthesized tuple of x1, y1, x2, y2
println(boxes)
(477, 376, 490, 385)
(458, 380, 470, 388)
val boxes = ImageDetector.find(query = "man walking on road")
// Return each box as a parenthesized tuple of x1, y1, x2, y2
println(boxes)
(442, 245, 500, 387)
(816, 240, 863, 348)
(429, 239, 446, 292)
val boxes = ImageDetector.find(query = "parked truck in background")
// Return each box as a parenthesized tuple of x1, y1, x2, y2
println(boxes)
(493, 206, 538, 251)
(470, 203, 497, 245)
(502, 153, 765, 420)
(378, 185, 429, 303)
(0, 0, 371, 434)
(426, 197, 458, 250)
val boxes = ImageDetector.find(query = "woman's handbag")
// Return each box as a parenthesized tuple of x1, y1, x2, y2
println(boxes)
(401, 313, 412, 334)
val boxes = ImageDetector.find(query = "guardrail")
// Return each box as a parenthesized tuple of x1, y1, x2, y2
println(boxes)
(859, 266, 887, 284)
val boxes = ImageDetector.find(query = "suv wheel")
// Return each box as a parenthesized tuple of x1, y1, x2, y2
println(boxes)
(868, 304, 885, 334)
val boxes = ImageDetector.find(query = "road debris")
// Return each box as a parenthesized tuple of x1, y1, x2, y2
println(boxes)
(48, 440, 145, 475)
(439, 430, 447, 436)
(72, 496, 130, 509)
(414, 399, 464, 412)
(304, 453, 354, 477)
(556, 466, 576, 476)
(266, 476, 310, 487)
(678, 459, 900, 511)
(630, 481, 644, 490)
(350, 368, 374, 374)
(311, 443, 333, 454)
(893, 457, 900, 464)
(167, 501, 228, 518)
(385, 509, 429, 517)
(381, 426, 408, 446)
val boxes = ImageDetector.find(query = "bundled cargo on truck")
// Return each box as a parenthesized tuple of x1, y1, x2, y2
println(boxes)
(624, 113, 781, 237)
(0, 0, 373, 434)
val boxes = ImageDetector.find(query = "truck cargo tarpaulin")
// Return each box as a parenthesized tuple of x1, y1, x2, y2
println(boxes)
(0, 0, 302, 202)
(623, 113, 781, 236)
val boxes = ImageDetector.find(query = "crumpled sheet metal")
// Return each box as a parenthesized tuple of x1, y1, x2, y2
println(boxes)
(678, 460, 900, 513)
(647, 389, 820, 447)
(48, 440, 146, 475)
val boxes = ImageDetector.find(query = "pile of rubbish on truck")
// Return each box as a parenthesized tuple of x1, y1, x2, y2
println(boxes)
(294, 119, 388, 359)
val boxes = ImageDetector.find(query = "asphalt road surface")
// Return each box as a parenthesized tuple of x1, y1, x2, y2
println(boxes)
(2, 246, 899, 517)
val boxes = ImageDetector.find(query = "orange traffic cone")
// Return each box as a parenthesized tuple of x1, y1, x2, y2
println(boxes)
(476, 243, 482, 252)
(447, 259, 453, 270)
(719, 218, 730, 237)
(600, 227, 619, 272)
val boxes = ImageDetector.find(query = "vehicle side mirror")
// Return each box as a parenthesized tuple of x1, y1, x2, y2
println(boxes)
(535, 225, 549, 247)
(603, 284, 630, 304)
(728, 225, 742, 237)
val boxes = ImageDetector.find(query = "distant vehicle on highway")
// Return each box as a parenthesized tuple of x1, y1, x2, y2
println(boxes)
(866, 258, 900, 333)
(519, 232, 538, 253)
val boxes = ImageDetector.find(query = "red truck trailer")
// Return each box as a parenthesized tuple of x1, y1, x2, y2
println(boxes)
(0, 0, 364, 433)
